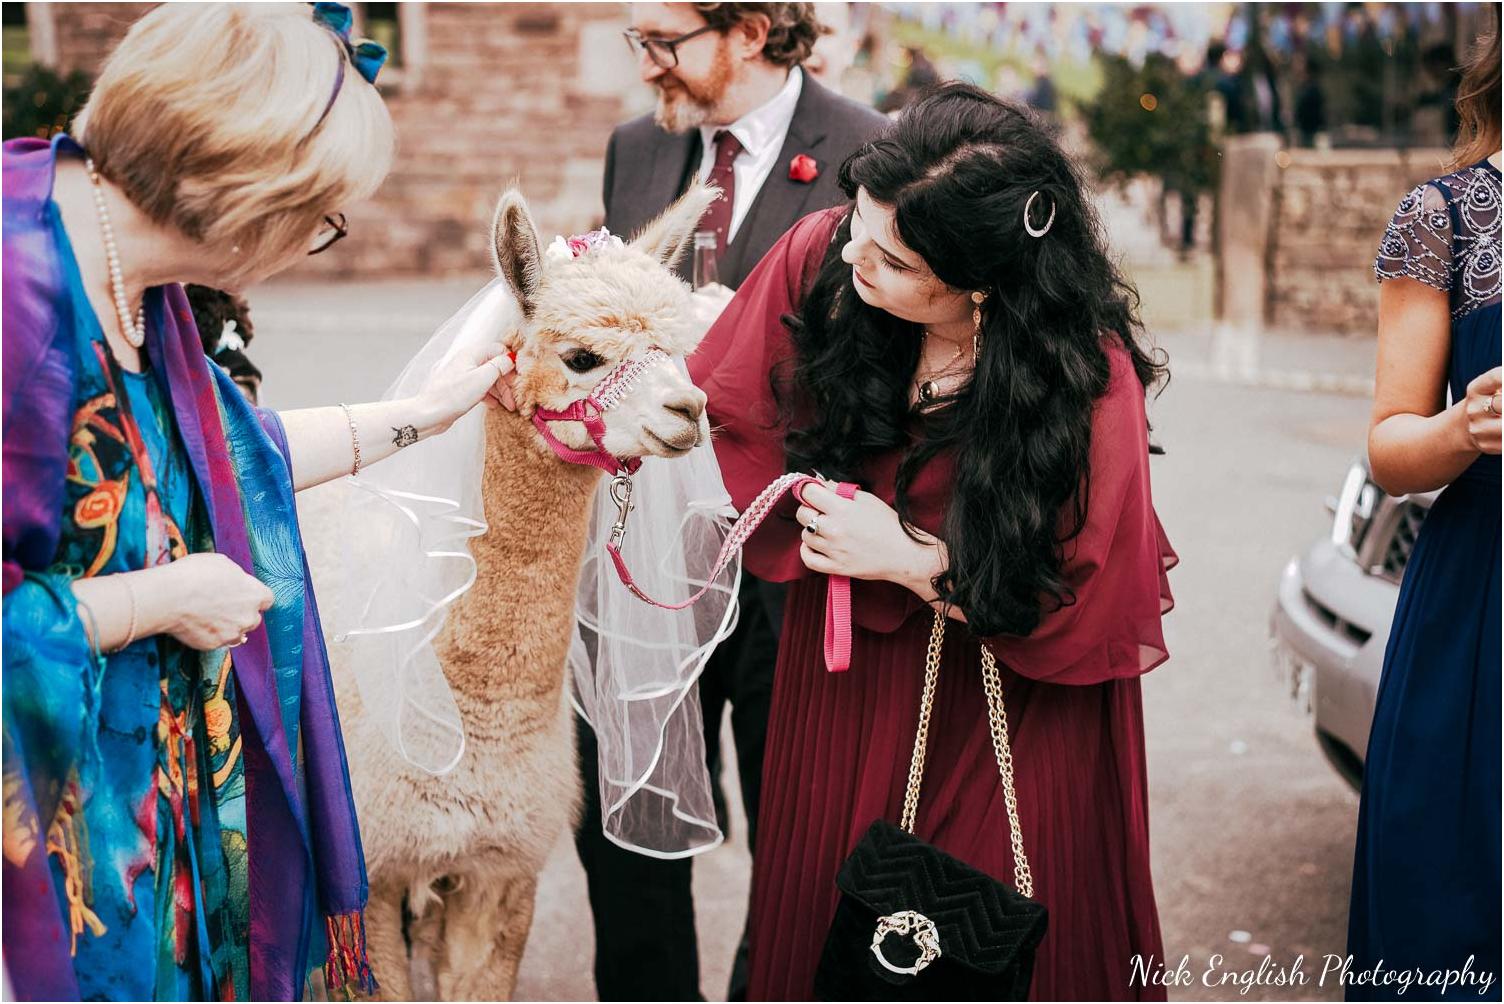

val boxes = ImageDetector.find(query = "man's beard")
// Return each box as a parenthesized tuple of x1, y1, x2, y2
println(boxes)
(652, 42, 734, 133)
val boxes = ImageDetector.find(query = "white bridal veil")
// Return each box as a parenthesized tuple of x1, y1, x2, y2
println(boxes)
(332, 279, 737, 857)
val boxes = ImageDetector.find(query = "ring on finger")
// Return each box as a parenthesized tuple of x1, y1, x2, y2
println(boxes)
(805, 516, 820, 537)
(1489, 392, 1502, 417)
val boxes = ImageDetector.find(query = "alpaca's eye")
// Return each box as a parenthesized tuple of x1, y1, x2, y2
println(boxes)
(564, 350, 605, 373)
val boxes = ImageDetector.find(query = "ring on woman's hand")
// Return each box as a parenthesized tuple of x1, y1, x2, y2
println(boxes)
(1488, 392, 1501, 417)
(805, 517, 820, 537)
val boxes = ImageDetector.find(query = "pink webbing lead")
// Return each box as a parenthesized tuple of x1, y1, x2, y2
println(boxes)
(820, 482, 858, 672)
(605, 472, 857, 673)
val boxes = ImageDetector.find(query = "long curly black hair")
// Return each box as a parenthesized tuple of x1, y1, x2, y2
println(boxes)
(777, 83, 1166, 637)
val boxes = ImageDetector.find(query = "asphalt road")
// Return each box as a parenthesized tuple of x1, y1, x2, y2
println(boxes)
(249, 278, 1374, 1001)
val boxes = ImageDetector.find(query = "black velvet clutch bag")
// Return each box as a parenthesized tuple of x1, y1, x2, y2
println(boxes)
(813, 612, 1048, 1001)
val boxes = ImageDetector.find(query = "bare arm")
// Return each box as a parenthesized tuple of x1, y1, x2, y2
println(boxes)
(277, 397, 449, 492)
(1368, 277, 1500, 496)
(71, 554, 274, 653)
(275, 344, 515, 493)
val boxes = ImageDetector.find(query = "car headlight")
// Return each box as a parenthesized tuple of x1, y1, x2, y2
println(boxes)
(1329, 459, 1380, 558)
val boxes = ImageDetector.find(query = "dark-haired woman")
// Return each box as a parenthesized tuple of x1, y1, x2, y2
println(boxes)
(689, 83, 1177, 1001)
(1347, 18, 1501, 998)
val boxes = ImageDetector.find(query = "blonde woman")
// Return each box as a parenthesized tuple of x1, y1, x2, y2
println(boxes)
(1, 4, 509, 999)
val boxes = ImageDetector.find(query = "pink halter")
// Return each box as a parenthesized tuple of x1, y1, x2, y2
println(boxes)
(527, 226, 665, 477)
(530, 347, 672, 477)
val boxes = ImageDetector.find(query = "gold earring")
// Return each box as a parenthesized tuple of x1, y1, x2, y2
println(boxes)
(971, 290, 986, 355)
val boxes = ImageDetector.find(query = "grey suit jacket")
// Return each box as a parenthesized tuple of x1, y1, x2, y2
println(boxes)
(602, 75, 889, 290)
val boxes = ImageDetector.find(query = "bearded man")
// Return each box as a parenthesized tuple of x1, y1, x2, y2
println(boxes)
(603, 3, 884, 290)
(579, 4, 885, 1000)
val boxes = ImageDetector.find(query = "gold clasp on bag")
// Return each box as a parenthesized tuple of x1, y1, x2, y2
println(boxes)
(871, 910, 942, 976)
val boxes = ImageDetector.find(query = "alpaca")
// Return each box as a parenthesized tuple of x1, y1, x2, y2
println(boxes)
(309, 184, 719, 1000)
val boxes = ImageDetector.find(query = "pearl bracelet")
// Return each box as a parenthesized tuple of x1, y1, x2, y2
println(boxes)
(340, 403, 362, 476)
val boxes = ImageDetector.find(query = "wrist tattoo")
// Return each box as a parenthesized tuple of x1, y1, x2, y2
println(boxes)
(392, 424, 419, 448)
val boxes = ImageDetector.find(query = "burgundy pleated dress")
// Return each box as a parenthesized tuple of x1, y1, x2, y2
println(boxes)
(688, 208, 1178, 1002)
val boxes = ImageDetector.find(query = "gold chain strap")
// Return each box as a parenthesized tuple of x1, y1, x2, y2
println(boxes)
(897, 609, 945, 834)
(898, 610, 1034, 899)
(980, 640, 1034, 898)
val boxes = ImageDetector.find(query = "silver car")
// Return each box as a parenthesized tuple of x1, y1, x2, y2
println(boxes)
(1269, 455, 1435, 791)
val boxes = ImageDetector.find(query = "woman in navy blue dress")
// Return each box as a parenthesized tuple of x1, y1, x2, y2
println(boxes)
(1348, 24, 1501, 1000)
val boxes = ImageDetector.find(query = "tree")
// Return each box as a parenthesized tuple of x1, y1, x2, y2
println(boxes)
(2, 64, 92, 142)
(1081, 52, 1220, 249)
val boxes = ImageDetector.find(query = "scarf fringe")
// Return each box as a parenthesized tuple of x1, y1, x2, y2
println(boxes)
(323, 910, 378, 999)
(44, 774, 107, 955)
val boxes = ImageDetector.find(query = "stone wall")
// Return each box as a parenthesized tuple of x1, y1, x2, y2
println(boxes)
(1268, 147, 1455, 334)
(39, 2, 647, 280)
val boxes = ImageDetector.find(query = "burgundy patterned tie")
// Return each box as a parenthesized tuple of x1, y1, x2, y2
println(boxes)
(700, 129, 743, 264)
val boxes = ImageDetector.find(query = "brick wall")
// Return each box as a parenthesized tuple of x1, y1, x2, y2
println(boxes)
(1267, 147, 1454, 334)
(48, 2, 142, 75)
(42, 2, 648, 280)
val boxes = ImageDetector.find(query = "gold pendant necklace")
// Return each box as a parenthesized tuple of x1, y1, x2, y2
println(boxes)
(916, 329, 965, 404)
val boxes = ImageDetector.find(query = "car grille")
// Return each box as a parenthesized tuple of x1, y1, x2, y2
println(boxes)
(1301, 587, 1374, 647)
(1378, 501, 1427, 584)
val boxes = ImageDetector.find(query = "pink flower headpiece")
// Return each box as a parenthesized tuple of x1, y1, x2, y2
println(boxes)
(545, 226, 625, 264)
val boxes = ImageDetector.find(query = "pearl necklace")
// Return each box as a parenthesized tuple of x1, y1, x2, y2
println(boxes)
(916, 329, 968, 404)
(85, 158, 145, 349)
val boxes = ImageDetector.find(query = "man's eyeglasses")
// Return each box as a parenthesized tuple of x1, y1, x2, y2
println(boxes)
(308, 213, 348, 256)
(622, 25, 717, 70)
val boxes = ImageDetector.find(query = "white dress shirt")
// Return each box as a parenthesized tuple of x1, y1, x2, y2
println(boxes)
(697, 67, 804, 244)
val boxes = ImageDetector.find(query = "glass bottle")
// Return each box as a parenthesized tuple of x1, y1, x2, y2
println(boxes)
(692, 231, 719, 290)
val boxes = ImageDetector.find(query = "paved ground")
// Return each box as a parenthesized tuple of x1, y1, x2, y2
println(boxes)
(250, 276, 1375, 1001)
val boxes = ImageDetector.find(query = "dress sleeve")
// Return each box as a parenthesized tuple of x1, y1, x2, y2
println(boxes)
(689, 207, 845, 582)
(2, 570, 105, 829)
(1374, 183, 1453, 292)
(977, 344, 1178, 685)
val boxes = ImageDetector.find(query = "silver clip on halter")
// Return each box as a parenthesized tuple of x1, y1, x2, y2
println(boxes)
(609, 474, 635, 549)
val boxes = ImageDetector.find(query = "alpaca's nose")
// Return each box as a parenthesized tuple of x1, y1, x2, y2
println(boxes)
(664, 390, 706, 424)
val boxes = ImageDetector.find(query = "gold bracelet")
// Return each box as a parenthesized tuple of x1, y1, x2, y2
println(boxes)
(340, 403, 362, 476)
(118, 575, 139, 651)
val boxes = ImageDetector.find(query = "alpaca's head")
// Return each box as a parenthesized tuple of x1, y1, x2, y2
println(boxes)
(491, 184, 718, 461)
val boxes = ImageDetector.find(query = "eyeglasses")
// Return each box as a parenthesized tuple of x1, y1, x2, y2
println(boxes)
(308, 213, 349, 256)
(622, 25, 717, 70)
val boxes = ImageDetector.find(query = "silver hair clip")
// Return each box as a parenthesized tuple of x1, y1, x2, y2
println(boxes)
(1023, 191, 1055, 239)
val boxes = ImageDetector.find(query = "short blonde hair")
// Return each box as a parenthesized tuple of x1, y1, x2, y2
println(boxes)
(76, 3, 394, 276)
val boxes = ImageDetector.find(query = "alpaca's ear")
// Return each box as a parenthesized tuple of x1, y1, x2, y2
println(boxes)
(629, 182, 719, 270)
(491, 188, 541, 319)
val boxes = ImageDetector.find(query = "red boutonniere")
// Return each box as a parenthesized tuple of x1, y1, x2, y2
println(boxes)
(788, 154, 820, 184)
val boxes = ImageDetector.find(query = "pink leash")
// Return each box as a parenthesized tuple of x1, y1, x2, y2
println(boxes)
(603, 471, 858, 673)
(819, 482, 857, 673)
